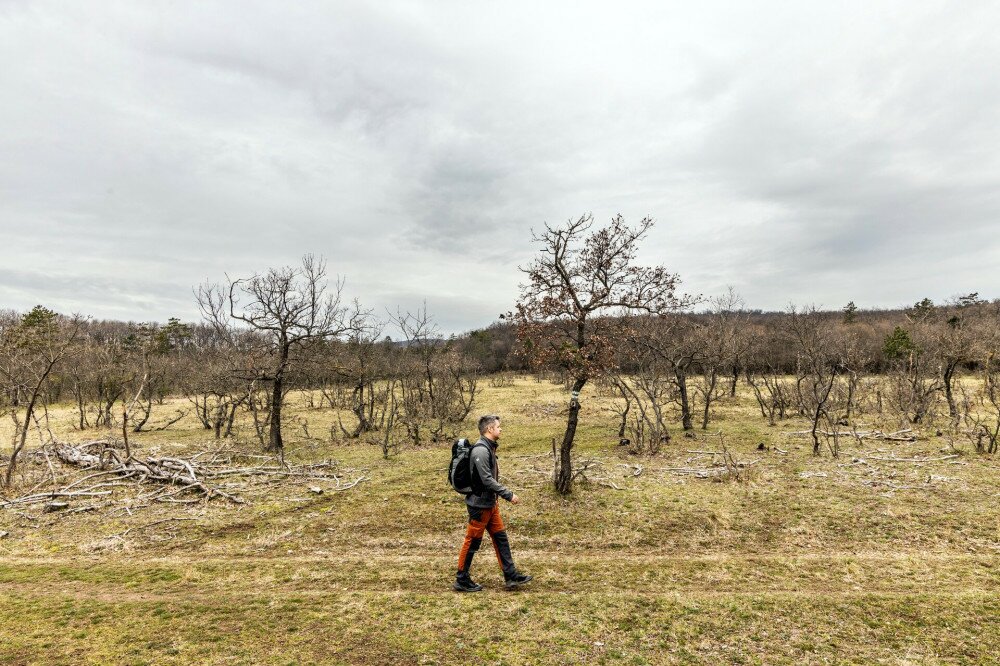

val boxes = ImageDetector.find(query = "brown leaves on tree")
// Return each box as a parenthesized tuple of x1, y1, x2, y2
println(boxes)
(511, 213, 691, 494)
(512, 213, 689, 379)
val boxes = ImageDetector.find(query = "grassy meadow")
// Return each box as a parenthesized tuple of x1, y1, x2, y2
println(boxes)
(1, 377, 999, 665)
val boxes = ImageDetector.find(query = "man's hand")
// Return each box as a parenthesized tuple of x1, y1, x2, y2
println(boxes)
(510, 494, 521, 505)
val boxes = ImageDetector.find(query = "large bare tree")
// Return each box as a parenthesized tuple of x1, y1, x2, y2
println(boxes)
(514, 214, 688, 494)
(197, 255, 363, 453)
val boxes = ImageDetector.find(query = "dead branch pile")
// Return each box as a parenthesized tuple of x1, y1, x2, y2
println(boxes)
(0, 440, 368, 512)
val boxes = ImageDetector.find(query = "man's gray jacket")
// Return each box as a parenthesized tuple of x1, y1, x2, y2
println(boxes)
(466, 436, 514, 509)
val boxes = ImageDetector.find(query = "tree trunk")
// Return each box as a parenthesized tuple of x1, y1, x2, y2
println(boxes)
(6, 355, 63, 487)
(74, 382, 88, 430)
(555, 376, 587, 495)
(223, 401, 240, 438)
(267, 344, 291, 452)
(121, 400, 131, 459)
(675, 367, 692, 431)
(131, 394, 152, 432)
(349, 380, 371, 437)
(267, 375, 284, 451)
(213, 404, 223, 439)
(195, 395, 212, 429)
(844, 373, 857, 422)
(701, 370, 717, 429)
(617, 400, 629, 438)
(4, 399, 37, 488)
(943, 362, 958, 420)
(812, 372, 837, 456)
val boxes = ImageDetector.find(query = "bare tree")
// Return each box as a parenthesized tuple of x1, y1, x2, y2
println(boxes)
(950, 304, 1000, 453)
(745, 366, 791, 426)
(692, 290, 749, 429)
(0, 307, 82, 488)
(833, 322, 876, 425)
(741, 320, 790, 425)
(181, 342, 249, 440)
(882, 316, 943, 427)
(514, 214, 689, 494)
(598, 374, 633, 440)
(785, 307, 844, 456)
(619, 367, 674, 455)
(934, 294, 983, 421)
(197, 255, 363, 453)
(393, 307, 479, 445)
(329, 321, 389, 438)
(623, 314, 701, 431)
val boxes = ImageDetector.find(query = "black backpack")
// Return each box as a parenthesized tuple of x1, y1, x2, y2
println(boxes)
(448, 438, 485, 495)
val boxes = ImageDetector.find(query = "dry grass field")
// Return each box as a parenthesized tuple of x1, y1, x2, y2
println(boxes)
(2, 377, 999, 665)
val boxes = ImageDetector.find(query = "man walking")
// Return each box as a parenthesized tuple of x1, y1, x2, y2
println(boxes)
(454, 414, 533, 592)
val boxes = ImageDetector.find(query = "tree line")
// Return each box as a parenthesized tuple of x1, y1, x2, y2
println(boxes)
(2, 222, 999, 496)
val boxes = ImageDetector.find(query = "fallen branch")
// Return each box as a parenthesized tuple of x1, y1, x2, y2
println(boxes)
(331, 476, 368, 491)
(617, 464, 643, 477)
(866, 454, 959, 463)
(787, 428, 916, 442)
(1, 488, 116, 508)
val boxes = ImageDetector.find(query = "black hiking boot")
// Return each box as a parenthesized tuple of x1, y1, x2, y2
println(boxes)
(504, 571, 533, 590)
(453, 574, 483, 593)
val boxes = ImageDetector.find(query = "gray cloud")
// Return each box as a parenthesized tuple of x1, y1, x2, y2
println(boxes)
(2, 1, 999, 332)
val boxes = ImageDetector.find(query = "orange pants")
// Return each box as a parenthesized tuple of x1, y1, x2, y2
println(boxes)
(457, 504, 515, 576)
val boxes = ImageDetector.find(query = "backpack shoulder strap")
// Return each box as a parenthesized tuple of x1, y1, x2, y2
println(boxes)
(468, 441, 489, 489)
(468, 441, 487, 463)
(470, 441, 492, 462)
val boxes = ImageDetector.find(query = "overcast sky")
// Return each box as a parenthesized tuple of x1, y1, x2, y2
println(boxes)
(2, 1, 998, 333)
